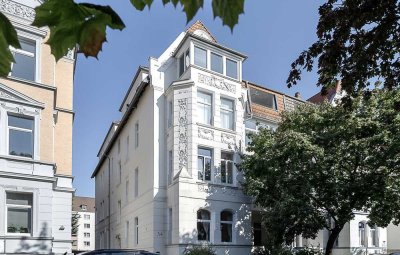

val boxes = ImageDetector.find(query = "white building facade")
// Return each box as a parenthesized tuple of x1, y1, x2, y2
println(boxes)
(72, 196, 96, 253)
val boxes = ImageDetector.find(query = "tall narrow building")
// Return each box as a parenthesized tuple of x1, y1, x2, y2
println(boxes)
(92, 21, 304, 255)
(0, 0, 75, 254)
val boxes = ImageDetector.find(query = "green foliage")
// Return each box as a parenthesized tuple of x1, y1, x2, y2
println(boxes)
(288, 0, 400, 98)
(0, 0, 245, 75)
(295, 247, 323, 255)
(242, 89, 400, 255)
(0, 12, 20, 76)
(184, 245, 217, 255)
(32, 0, 125, 60)
(71, 212, 80, 236)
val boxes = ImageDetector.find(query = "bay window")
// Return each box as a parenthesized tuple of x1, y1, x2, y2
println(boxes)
(197, 209, 211, 241)
(194, 46, 207, 68)
(220, 210, 233, 242)
(220, 98, 234, 130)
(221, 152, 234, 184)
(10, 38, 36, 82)
(211, 52, 223, 74)
(198, 147, 212, 181)
(6, 192, 32, 234)
(8, 114, 34, 158)
(198, 91, 212, 125)
(226, 59, 238, 79)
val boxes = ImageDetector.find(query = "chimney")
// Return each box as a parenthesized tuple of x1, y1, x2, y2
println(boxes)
(295, 92, 301, 99)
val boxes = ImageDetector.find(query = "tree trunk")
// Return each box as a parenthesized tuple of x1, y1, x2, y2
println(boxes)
(325, 225, 343, 255)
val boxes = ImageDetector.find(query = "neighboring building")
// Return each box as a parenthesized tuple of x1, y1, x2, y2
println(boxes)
(306, 85, 393, 254)
(0, 0, 75, 254)
(72, 196, 96, 253)
(92, 21, 304, 255)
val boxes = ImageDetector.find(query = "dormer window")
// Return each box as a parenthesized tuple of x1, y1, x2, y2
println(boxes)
(10, 38, 36, 82)
(226, 59, 238, 79)
(249, 88, 277, 110)
(194, 46, 207, 68)
(81, 205, 87, 211)
(178, 49, 190, 77)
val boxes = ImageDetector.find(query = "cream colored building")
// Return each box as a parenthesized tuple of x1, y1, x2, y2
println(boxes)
(0, 0, 75, 254)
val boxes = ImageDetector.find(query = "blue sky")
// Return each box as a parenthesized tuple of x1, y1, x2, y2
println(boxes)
(73, 0, 325, 197)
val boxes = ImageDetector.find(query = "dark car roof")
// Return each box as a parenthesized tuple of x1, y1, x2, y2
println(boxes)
(78, 249, 159, 255)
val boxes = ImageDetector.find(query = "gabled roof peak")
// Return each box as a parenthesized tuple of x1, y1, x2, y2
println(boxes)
(186, 20, 217, 43)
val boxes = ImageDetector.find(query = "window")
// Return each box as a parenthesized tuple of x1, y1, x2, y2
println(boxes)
(226, 59, 238, 79)
(125, 180, 129, 202)
(118, 200, 121, 218)
(126, 135, 130, 160)
(134, 217, 139, 245)
(359, 222, 365, 246)
(135, 122, 139, 148)
(220, 98, 234, 130)
(198, 91, 212, 125)
(118, 139, 121, 154)
(253, 222, 262, 246)
(134, 168, 139, 197)
(84, 232, 90, 238)
(220, 210, 233, 243)
(84, 214, 90, 220)
(125, 221, 129, 244)
(167, 101, 173, 128)
(168, 208, 172, 244)
(249, 88, 277, 110)
(84, 241, 90, 246)
(178, 49, 190, 76)
(197, 209, 211, 241)
(118, 161, 122, 185)
(198, 147, 212, 181)
(81, 204, 87, 211)
(370, 225, 377, 246)
(6, 192, 32, 234)
(221, 152, 234, 184)
(8, 115, 34, 158)
(194, 46, 207, 68)
(211, 53, 223, 74)
(10, 38, 36, 81)
(168, 150, 173, 185)
(84, 224, 90, 228)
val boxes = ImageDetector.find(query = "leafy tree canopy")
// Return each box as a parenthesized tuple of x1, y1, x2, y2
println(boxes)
(242, 89, 400, 255)
(0, 0, 244, 76)
(287, 0, 400, 98)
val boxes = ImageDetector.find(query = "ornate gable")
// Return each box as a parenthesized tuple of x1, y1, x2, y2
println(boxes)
(0, 83, 44, 108)
(186, 20, 217, 43)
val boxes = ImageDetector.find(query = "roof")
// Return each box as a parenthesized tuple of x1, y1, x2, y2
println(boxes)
(72, 196, 95, 212)
(307, 81, 342, 104)
(118, 66, 149, 112)
(186, 20, 218, 43)
(96, 121, 120, 157)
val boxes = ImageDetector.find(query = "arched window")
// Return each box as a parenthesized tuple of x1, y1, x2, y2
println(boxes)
(220, 210, 233, 243)
(197, 210, 211, 241)
(359, 222, 365, 246)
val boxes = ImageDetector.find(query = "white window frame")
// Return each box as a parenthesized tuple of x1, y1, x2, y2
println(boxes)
(198, 147, 213, 182)
(197, 209, 211, 242)
(220, 97, 235, 130)
(7, 114, 35, 159)
(194, 46, 207, 69)
(134, 217, 139, 245)
(84, 232, 91, 238)
(5, 192, 33, 236)
(178, 48, 190, 77)
(84, 214, 90, 220)
(220, 151, 234, 185)
(220, 210, 233, 243)
(197, 91, 213, 126)
(226, 58, 238, 80)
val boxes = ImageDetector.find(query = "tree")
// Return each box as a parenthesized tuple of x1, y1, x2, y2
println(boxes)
(0, 0, 245, 76)
(241, 89, 400, 255)
(287, 0, 400, 98)
(71, 211, 80, 236)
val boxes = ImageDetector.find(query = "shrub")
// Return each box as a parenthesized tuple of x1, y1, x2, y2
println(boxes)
(184, 245, 217, 255)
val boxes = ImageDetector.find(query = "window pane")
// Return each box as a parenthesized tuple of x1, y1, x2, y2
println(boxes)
(221, 152, 233, 161)
(6, 193, 32, 205)
(227, 161, 233, 184)
(211, 53, 223, 74)
(7, 208, 31, 233)
(221, 223, 232, 242)
(9, 129, 33, 158)
(221, 211, 233, 221)
(194, 47, 207, 68)
(179, 55, 184, 76)
(198, 104, 212, 125)
(226, 59, 238, 79)
(221, 98, 234, 110)
(12, 54, 35, 81)
(205, 158, 211, 181)
(198, 156, 204, 180)
(20, 39, 35, 53)
(198, 92, 212, 105)
(185, 50, 190, 68)
(9, 115, 34, 130)
(221, 110, 234, 130)
(198, 148, 212, 157)
(197, 222, 210, 241)
(253, 223, 262, 246)
(197, 210, 211, 220)
(249, 88, 277, 109)
(221, 161, 226, 183)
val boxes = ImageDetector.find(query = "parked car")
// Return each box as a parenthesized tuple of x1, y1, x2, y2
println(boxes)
(78, 249, 159, 255)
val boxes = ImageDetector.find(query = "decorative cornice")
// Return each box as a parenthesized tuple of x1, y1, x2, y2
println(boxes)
(221, 133, 236, 145)
(198, 73, 236, 94)
(0, 0, 36, 20)
(198, 127, 214, 141)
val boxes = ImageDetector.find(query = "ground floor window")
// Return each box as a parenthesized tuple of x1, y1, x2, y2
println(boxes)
(253, 222, 262, 246)
(6, 192, 32, 234)
(197, 209, 211, 241)
(220, 210, 233, 242)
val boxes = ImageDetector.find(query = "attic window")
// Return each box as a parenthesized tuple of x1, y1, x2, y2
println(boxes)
(81, 205, 87, 211)
(249, 88, 277, 110)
